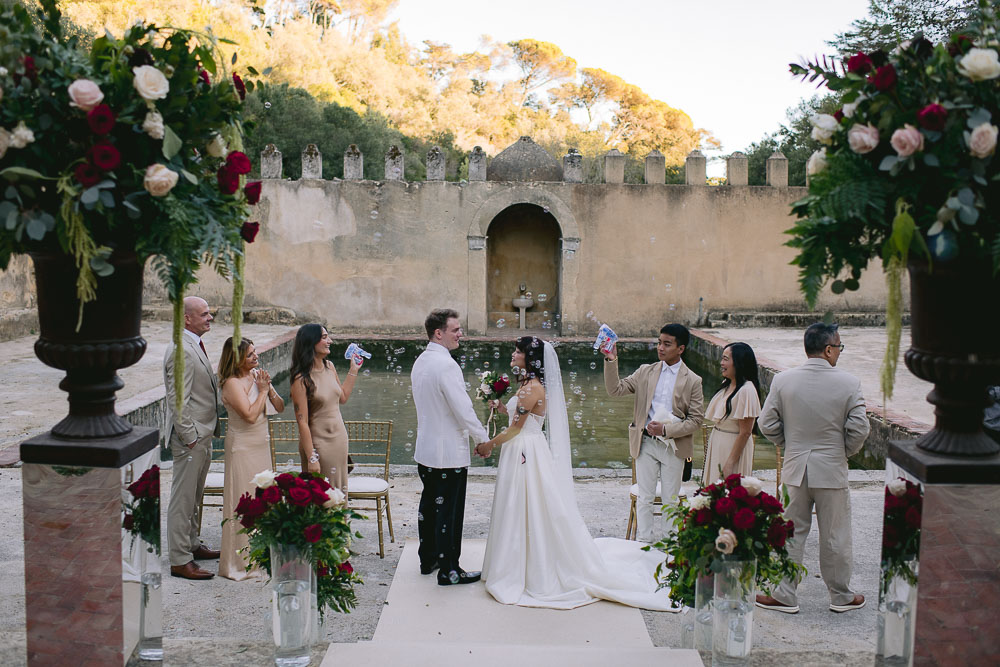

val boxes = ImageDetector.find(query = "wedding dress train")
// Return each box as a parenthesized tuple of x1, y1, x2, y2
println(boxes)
(481, 343, 677, 612)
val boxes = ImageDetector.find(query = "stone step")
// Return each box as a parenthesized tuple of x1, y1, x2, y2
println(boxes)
(705, 311, 910, 328)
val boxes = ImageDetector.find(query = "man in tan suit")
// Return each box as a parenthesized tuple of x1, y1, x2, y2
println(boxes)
(164, 296, 221, 580)
(604, 323, 704, 543)
(756, 322, 869, 614)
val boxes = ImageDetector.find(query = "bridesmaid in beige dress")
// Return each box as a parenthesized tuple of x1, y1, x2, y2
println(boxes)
(289, 324, 361, 495)
(704, 342, 762, 481)
(218, 337, 284, 581)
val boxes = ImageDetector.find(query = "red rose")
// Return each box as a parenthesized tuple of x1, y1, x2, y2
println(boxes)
(235, 492, 254, 515)
(702, 484, 718, 495)
(904, 506, 921, 528)
(833, 108, 844, 122)
(905, 483, 921, 500)
(293, 477, 310, 488)
(261, 485, 282, 504)
(312, 476, 331, 491)
(724, 474, 742, 489)
(239, 514, 256, 529)
(846, 51, 874, 75)
(23, 55, 37, 82)
(198, 69, 210, 86)
(88, 142, 121, 171)
(127, 477, 149, 498)
(732, 507, 756, 530)
(766, 520, 787, 548)
(882, 523, 899, 548)
(233, 73, 246, 100)
(288, 486, 312, 507)
(129, 48, 153, 68)
(226, 151, 252, 175)
(916, 104, 947, 131)
(714, 497, 736, 516)
(729, 485, 749, 502)
(317, 564, 329, 577)
(303, 523, 322, 543)
(217, 165, 239, 195)
(868, 64, 897, 92)
(948, 34, 973, 57)
(742, 494, 760, 510)
(491, 378, 509, 394)
(759, 493, 783, 515)
(240, 221, 260, 243)
(244, 181, 262, 204)
(275, 473, 296, 490)
(123, 513, 134, 530)
(86, 104, 116, 135)
(148, 480, 159, 498)
(693, 508, 712, 525)
(338, 561, 353, 575)
(247, 497, 267, 517)
(784, 520, 795, 539)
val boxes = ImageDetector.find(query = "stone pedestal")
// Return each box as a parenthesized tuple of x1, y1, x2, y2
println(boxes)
(685, 150, 706, 185)
(301, 144, 322, 179)
(344, 145, 363, 180)
(385, 145, 404, 181)
(261, 144, 282, 179)
(563, 149, 583, 183)
(644, 150, 665, 184)
(727, 152, 748, 186)
(426, 146, 445, 181)
(21, 427, 160, 666)
(766, 151, 788, 187)
(603, 149, 625, 184)
(468, 146, 487, 181)
(888, 440, 1000, 666)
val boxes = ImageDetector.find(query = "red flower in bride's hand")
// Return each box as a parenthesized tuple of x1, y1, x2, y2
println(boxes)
(491, 377, 509, 394)
(303, 524, 322, 543)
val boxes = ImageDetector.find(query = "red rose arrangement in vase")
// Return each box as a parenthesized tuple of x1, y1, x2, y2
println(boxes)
(651, 473, 805, 607)
(881, 477, 923, 592)
(232, 470, 363, 618)
(123, 465, 160, 554)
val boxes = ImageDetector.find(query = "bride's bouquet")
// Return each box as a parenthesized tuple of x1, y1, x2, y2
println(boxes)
(475, 369, 511, 437)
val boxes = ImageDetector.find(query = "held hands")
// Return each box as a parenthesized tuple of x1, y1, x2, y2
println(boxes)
(474, 442, 494, 458)
(349, 355, 362, 374)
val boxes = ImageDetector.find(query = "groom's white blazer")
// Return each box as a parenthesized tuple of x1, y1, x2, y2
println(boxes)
(411, 342, 489, 469)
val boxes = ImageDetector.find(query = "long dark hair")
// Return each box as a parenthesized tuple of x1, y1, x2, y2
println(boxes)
(515, 336, 545, 385)
(290, 323, 328, 408)
(720, 342, 760, 419)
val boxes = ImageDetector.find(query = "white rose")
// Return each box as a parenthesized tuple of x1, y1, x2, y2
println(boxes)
(740, 475, 763, 497)
(251, 469, 277, 489)
(480, 383, 491, 394)
(206, 133, 227, 158)
(323, 487, 346, 508)
(0, 128, 10, 160)
(142, 110, 165, 140)
(810, 114, 839, 145)
(67, 79, 104, 111)
(0, 67, 7, 76)
(143, 163, 179, 197)
(10, 121, 34, 149)
(968, 122, 998, 158)
(886, 478, 908, 497)
(842, 95, 865, 118)
(847, 123, 880, 154)
(958, 48, 1000, 81)
(689, 494, 711, 510)
(806, 148, 827, 176)
(132, 65, 170, 101)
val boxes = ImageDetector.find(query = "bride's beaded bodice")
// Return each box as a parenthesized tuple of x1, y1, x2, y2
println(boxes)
(505, 395, 544, 434)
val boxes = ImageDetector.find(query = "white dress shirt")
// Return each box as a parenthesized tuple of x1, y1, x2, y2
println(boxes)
(646, 359, 681, 426)
(411, 342, 489, 468)
(182, 327, 206, 356)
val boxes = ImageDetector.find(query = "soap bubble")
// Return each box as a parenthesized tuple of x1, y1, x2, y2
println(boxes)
(393, 400, 398, 406)
(542, 310, 549, 317)
(373, 231, 382, 241)
(665, 284, 672, 291)
(589, 362, 596, 369)
(407, 430, 414, 437)
(363, 369, 371, 376)
(264, 101, 272, 109)
(483, 361, 490, 368)
(650, 236, 656, 243)
(669, 304, 676, 310)
(537, 293, 547, 302)
(365, 413, 371, 420)
(493, 352, 500, 359)
(404, 442, 413, 450)
(586, 310, 594, 319)
(542, 206, 550, 214)
(370, 210, 378, 219)
(496, 319, 506, 328)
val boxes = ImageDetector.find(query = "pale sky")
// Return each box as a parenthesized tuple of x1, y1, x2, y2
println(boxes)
(389, 0, 872, 175)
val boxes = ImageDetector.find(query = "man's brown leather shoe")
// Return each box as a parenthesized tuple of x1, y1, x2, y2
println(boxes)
(193, 545, 221, 560)
(170, 561, 215, 580)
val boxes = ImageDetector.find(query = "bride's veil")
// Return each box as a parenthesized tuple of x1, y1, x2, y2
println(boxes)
(543, 341, 579, 513)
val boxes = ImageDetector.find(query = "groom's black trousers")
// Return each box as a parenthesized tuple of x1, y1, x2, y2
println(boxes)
(416, 464, 467, 572)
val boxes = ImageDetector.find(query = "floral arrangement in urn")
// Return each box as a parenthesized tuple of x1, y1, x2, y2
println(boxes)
(233, 471, 363, 617)
(787, 0, 999, 396)
(0, 1, 263, 411)
(123, 465, 160, 554)
(881, 477, 922, 593)
(651, 474, 804, 607)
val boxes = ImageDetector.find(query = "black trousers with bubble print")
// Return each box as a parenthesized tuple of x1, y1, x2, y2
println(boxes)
(416, 464, 467, 574)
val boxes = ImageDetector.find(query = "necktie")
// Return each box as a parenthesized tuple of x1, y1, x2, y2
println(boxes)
(199, 340, 207, 358)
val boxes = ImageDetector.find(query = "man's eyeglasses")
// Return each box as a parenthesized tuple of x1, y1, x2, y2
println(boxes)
(827, 343, 845, 352)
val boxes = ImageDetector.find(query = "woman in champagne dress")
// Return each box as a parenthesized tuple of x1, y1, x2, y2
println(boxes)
(289, 324, 361, 494)
(703, 342, 761, 482)
(218, 337, 284, 581)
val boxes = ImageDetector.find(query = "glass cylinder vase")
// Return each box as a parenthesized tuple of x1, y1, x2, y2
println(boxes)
(270, 543, 316, 667)
(877, 559, 918, 667)
(680, 571, 714, 652)
(712, 557, 756, 667)
(137, 540, 163, 661)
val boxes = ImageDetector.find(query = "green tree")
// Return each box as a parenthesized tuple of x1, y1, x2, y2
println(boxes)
(507, 38, 577, 107)
(829, 0, 978, 56)
(743, 95, 839, 186)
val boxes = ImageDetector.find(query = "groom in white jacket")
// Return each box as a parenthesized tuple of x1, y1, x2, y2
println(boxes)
(411, 308, 490, 585)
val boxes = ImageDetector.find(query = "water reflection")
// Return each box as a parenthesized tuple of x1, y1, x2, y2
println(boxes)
(252, 340, 780, 472)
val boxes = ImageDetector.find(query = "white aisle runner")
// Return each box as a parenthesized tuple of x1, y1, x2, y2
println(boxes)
(321, 539, 704, 666)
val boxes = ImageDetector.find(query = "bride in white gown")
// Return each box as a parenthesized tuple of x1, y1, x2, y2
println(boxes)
(475, 336, 678, 611)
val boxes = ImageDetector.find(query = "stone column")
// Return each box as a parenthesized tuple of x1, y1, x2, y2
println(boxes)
(426, 146, 445, 181)
(385, 145, 404, 181)
(467, 236, 488, 334)
(727, 151, 749, 186)
(301, 144, 322, 179)
(260, 144, 282, 179)
(685, 149, 707, 185)
(603, 149, 625, 184)
(644, 150, 665, 184)
(468, 146, 487, 181)
(344, 144, 363, 180)
(766, 151, 789, 187)
(563, 149, 583, 183)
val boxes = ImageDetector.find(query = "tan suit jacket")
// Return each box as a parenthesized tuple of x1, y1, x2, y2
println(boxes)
(163, 334, 220, 446)
(604, 358, 704, 459)
(758, 358, 869, 489)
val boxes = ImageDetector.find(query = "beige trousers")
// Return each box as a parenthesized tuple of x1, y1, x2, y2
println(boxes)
(636, 434, 685, 544)
(167, 434, 212, 566)
(774, 469, 857, 606)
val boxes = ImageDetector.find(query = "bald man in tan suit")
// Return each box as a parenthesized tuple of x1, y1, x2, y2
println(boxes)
(755, 322, 870, 614)
(164, 296, 221, 580)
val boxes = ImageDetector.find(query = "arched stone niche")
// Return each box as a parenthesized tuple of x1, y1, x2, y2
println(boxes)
(467, 188, 580, 335)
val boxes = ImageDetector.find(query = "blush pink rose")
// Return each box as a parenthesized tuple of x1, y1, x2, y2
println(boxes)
(68, 79, 104, 111)
(847, 123, 880, 154)
(890, 124, 924, 157)
(969, 123, 998, 158)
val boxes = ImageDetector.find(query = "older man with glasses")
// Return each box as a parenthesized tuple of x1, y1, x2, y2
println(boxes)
(755, 322, 870, 614)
